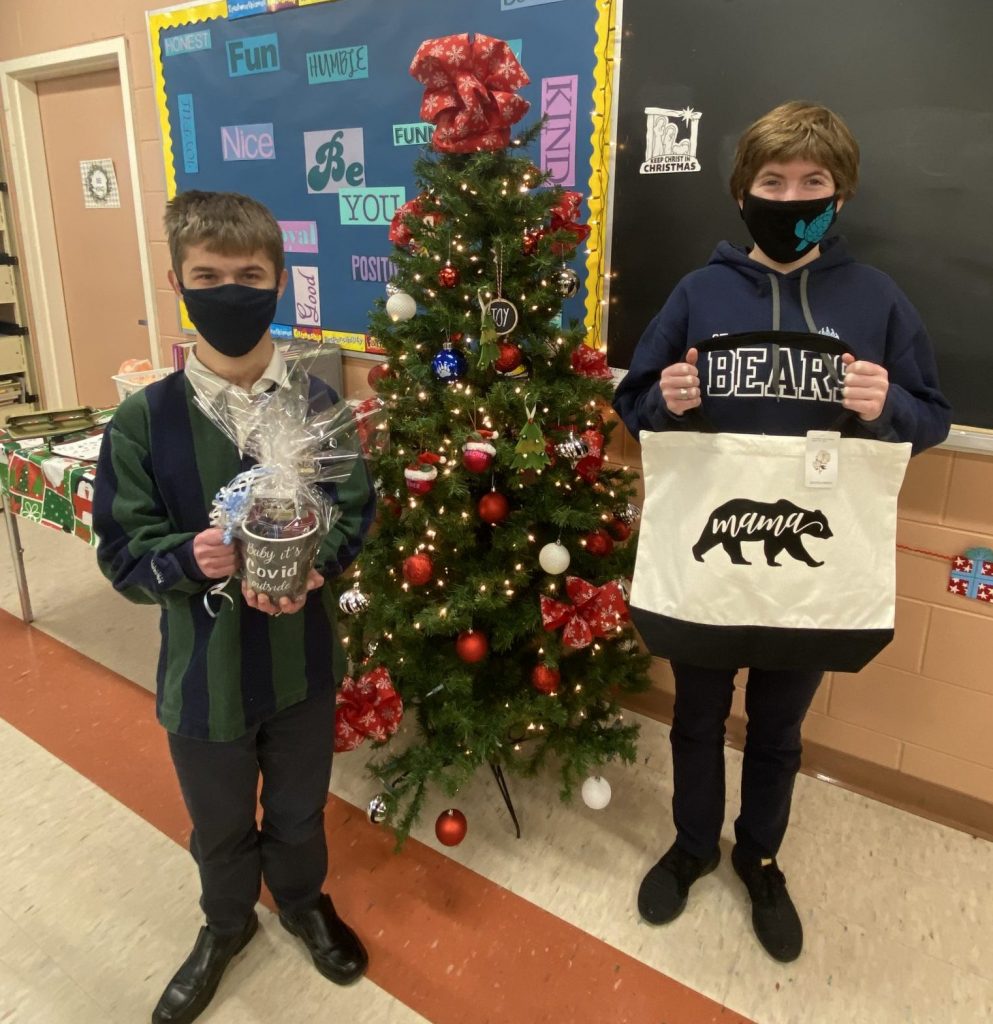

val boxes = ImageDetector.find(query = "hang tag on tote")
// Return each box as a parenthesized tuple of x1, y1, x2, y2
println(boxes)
(805, 431, 840, 488)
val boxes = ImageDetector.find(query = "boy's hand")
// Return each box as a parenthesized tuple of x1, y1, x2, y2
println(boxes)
(193, 527, 240, 579)
(841, 354, 889, 421)
(660, 348, 701, 415)
(242, 568, 325, 617)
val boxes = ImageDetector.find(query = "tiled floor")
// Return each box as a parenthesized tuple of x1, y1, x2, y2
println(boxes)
(2, 515, 992, 1023)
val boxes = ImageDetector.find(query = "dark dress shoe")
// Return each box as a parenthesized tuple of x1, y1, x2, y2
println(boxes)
(279, 893, 368, 985)
(151, 911, 258, 1024)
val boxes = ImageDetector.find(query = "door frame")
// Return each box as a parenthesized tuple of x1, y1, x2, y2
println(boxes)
(0, 37, 158, 408)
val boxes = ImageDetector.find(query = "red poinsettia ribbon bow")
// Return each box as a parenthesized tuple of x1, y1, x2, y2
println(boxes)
(571, 345, 612, 380)
(540, 576, 629, 650)
(410, 33, 530, 154)
(388, 195, 424, 247)
(334, 667, 404, 753)
(548, 190, 591, 254)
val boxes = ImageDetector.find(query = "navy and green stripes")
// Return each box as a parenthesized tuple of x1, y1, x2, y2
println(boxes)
(94, 370, 375, 742)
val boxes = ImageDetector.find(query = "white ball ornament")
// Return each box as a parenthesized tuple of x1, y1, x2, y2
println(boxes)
(538, 541, 571, 575)
(581, 775, 612, 810)
(386, 290, 417, 322)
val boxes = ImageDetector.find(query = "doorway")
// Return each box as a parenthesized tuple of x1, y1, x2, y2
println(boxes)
(37, 68, 149, 408)
(0, 39, 157, 409)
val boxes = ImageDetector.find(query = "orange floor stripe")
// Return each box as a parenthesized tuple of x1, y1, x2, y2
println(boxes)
(0, 607, 753, 1024)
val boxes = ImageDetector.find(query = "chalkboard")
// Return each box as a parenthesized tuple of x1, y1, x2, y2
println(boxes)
(607, 0, 993, 430)
(150, 0, 613, 353)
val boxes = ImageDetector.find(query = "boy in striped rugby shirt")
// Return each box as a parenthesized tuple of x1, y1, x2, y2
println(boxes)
(94, 191, 375, 1024)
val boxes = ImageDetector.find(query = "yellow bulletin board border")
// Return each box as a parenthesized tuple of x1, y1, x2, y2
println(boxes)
(148, 1, 227, 332)
(583, 0, 618, 349)
(148, 0, 618, 348)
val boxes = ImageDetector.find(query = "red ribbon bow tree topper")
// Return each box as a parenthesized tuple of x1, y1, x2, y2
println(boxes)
(540, 576, 629, 650)
(334, 667, 404, 753)
(410, 33, 530, 153)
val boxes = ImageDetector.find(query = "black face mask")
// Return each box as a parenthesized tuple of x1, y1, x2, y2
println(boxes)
(181, 283, 278, 358)
(740, 193, 839, 265)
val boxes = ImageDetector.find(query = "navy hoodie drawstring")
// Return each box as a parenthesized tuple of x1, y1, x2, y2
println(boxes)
(766, 270, 828, 398)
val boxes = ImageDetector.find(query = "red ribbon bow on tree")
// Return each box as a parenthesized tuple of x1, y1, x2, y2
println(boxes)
(575, 428, 605, 484)
(388, 196, 425, 247)
(540, 576, 629, 650)
(388, 194, 446, 248)
(334, 667, 404, 753)
(571, 345, 612, 380)
(548, 191, 592, 254)
(409, 33, 530, 154)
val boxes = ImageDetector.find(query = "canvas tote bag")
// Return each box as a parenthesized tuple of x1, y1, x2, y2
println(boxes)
(629, 334, 912, 672)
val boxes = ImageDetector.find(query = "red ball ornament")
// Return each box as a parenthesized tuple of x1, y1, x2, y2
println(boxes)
(585, 529, 615, 557)
(531, 664, 561, 694)
(478, 491, 510, 524)
(438, 264, 460, 288)
(456, 629, 489, 663)
(402, 553, 433, 586)
(523, 228, 543, 255)
(494, 342, 523, 373)
(607, 518, 632, 542)
(366, 362, 392, 388)
(435, 808, 468, 846)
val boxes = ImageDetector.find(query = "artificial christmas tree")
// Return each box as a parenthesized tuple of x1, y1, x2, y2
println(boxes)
(340, 33, 650, 842)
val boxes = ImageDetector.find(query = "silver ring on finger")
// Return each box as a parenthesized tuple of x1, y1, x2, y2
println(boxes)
(679, 387, 688, 399)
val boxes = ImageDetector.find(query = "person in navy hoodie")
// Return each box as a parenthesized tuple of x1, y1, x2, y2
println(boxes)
(613, 102, 950, 962)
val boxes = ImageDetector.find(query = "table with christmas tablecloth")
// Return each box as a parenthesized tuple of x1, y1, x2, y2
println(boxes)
(0, 425, 101, 623)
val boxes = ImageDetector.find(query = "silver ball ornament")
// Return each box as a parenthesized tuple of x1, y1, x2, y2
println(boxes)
(338, 583, 370, 615)
(385, 280, 401, 297)
(615, 503, 641, 526)
(554, 266, 580, 299)
(554, 431, 590, 463)
(367, 794, 389, 824)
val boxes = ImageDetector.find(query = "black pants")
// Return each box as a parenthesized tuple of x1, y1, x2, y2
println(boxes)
(669, 663, 822, 861)
(167, 688, 335, 935)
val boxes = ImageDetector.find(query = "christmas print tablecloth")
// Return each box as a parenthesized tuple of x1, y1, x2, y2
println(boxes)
(0, 427, 100, 545)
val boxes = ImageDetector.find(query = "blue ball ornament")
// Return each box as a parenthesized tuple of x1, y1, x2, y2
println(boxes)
(431, 343, 467, 382)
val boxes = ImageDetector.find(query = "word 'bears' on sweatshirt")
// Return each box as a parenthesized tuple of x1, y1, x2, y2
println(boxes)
(614, 237, 951, 454)
(93, 370, 375, 742)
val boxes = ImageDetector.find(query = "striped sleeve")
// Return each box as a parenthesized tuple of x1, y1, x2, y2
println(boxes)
(94, 393, 208, 605)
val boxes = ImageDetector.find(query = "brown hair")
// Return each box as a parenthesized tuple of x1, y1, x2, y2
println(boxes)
(729, 102, 860, 200)
(165, 190, 284, 280)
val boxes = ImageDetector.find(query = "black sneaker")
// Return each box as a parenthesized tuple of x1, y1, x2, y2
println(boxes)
(731, 844, 803, 962)
(637, 842, 720, 925)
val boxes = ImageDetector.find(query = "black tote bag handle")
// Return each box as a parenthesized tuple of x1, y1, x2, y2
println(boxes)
(684, 330, 858, 434)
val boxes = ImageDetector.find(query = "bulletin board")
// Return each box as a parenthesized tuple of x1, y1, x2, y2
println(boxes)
(148, 0, 616, 354)
(606, 0, 993, 432)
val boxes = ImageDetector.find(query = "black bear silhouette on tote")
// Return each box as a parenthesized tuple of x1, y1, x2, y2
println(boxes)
(692, 498, 833, 567)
